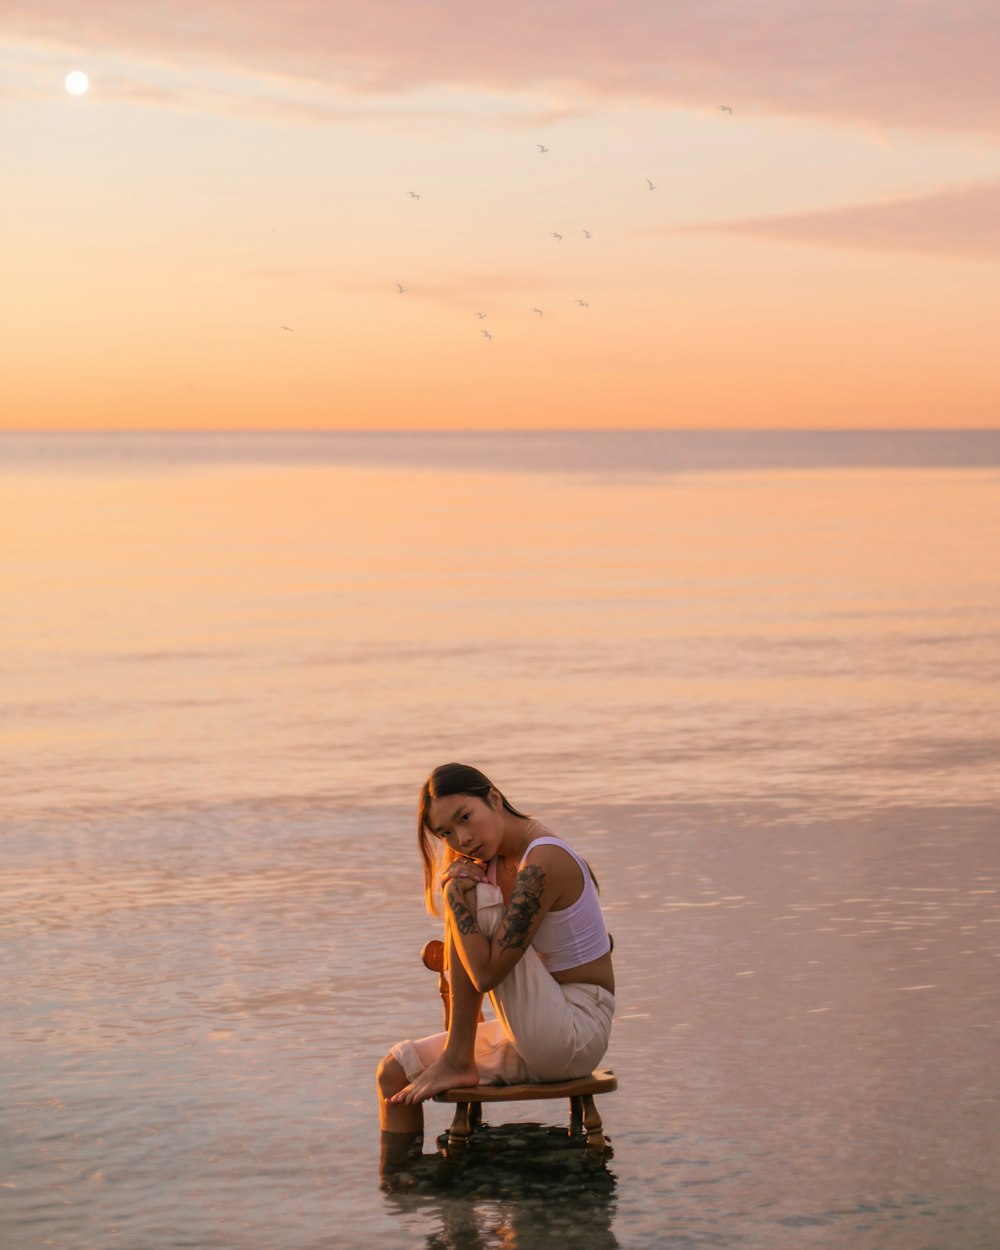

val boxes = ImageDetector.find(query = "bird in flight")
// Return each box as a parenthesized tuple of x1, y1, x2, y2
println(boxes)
(646, 178, 657, 191)
(406, 191, 420, 198)
(481, 330, 493, 340)
(280, 325, 295, 332)
(537, 144, 549, 153)
(551, 232, 563, 241)
(532, 308, 544, 316)
(575, 300, 589, 308)
(396, 283, 406, 293)
(582, 230, 592, 239)
(475, 312, 487, 319)
(719, 105, 733, 114)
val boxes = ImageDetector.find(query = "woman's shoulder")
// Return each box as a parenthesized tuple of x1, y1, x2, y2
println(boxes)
(520, 828, 583, 873)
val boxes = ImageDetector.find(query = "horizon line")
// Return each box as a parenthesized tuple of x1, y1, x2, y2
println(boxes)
(4, 427, 1000, 437)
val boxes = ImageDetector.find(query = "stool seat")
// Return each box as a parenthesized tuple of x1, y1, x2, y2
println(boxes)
(434, 1067, 617, 1103)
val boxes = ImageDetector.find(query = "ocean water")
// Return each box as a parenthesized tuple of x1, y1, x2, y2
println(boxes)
(2, 430, 999, 1249)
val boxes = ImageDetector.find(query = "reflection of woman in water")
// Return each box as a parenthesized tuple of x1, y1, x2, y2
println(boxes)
(377, 763, 615, 1179)
(383, 1161, 620, 1250)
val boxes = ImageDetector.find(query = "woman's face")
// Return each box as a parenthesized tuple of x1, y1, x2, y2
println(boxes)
(426, 791, 502, 863)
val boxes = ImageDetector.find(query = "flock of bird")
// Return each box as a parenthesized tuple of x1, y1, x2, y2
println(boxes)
(394, 146, 656, 339)
(282, 108, 733, 340)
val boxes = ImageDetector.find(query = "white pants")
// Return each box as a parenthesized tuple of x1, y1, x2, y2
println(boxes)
(392, 882, 614, 1086)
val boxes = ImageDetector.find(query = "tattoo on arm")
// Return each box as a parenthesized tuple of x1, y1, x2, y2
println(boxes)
(447, 888, 479, 937)
(499, 865, 545, 952)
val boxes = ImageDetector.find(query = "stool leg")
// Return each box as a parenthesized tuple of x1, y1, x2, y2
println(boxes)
(447, 1102, 473, 1155)
(569, 1094, 585, 1138)
(579, 1094, 606, 1154)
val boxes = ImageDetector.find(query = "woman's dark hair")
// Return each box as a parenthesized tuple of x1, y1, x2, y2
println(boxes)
(418, 763, 529, 915)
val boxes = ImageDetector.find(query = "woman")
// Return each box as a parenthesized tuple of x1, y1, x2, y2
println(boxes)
(377, 763, 615, 1177)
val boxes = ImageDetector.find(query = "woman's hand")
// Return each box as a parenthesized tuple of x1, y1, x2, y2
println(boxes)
(441, 858, 486, 896)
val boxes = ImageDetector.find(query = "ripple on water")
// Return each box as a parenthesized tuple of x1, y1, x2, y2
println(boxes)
(4, 799, 999, 1249)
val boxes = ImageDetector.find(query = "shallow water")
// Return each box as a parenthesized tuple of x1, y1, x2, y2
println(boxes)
(2, 432, 999, 1248)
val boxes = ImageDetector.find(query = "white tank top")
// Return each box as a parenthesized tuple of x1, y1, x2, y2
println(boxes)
(518, 832, 611, 972)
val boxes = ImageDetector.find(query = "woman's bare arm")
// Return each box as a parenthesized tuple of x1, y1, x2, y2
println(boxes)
(445, 855, 561, 992)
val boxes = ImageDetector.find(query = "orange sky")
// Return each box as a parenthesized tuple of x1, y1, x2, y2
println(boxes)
(3, 2, 999, 430)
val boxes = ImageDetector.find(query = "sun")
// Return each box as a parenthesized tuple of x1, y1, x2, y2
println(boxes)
(65, 71, 90, 96)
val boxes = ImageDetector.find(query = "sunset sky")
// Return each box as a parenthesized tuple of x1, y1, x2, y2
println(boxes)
(4, 1, 999, 430)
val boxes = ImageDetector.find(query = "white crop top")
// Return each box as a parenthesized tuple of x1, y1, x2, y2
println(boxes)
(517, 833, 611, 973)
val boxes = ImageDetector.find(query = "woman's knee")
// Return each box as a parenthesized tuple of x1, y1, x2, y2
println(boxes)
(376, 1052, 407, 1098)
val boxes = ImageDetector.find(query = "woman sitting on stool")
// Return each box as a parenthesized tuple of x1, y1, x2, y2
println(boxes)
(377, 762, 615, 1180)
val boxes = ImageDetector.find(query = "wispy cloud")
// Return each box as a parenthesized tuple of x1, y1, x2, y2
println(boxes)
(97, 78, 400, 128)
(218, 266, 560, 322)
(381, 271, 552, 312)
(258, 270, 549, 309)
(5, 0, 1000, 136)
(671, 181, 1000, 260)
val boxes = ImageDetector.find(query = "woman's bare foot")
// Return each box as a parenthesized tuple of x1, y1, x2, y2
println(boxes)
(388, 1055, 480, 1105)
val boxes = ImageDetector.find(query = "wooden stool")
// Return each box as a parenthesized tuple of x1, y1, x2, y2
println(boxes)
(421, 939, 617, 1156)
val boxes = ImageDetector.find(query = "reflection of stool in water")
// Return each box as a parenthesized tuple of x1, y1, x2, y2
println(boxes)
(421, 939, 617, 1155)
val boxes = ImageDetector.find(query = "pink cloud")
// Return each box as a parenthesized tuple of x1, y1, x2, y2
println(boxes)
(4, 0, 999, 136)
(671, 180, 1000, 259)
(86, 76, 580, 132)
